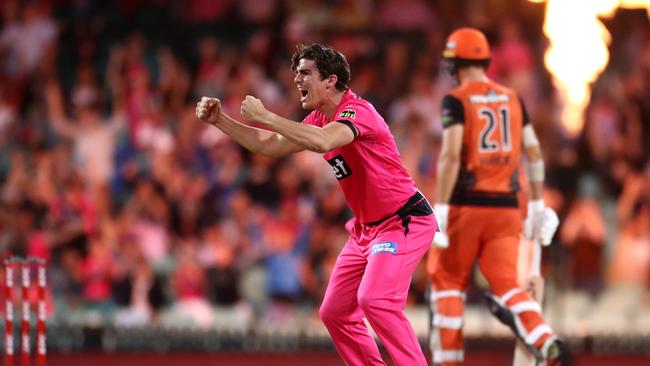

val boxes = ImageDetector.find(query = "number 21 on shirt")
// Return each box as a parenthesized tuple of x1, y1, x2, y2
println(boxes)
(478, 106, 511, 153)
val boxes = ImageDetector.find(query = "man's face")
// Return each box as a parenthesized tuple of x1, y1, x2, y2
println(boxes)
(294, 59, 329, 110)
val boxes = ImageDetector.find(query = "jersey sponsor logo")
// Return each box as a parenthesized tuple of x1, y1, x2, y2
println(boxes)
(339, 109, 356, 119)
(371, 241, 398, 255)
(441, 108, 455, 126)
(327, 154, 352, 180)
(469, 91, 510, 104)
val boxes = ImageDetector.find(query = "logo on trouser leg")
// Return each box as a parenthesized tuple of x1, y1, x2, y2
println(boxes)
(371, 241, 398, 255)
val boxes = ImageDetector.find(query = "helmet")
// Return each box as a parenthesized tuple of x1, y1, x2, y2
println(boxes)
(442, 27, 490, 61)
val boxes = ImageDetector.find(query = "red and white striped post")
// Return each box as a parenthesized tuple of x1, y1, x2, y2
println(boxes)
(20, 261, 30, 366)
(4, 258, 15, 366)
(36, 259, 46, 366)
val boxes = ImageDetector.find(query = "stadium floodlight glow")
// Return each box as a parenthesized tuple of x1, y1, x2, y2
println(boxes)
(530, 0, 650, 135)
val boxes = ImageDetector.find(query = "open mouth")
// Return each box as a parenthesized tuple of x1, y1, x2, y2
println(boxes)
(298, 88, 309, 101)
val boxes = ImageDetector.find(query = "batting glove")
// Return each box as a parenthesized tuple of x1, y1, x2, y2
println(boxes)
(432, 204, 449, 249)
(524, 200, 559, 246)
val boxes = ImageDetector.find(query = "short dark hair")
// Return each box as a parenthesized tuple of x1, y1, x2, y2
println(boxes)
(444, 57, 491, 74)
(291, 43, 351, 92)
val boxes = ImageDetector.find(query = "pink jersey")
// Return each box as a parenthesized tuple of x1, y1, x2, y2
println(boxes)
(302, 89, 416, 223)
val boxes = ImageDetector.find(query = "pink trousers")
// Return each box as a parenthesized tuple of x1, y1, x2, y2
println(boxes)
(320, 214, 437, 366)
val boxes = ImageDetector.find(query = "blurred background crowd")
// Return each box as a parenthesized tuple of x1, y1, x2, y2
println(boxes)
(0, 0, 648, 337)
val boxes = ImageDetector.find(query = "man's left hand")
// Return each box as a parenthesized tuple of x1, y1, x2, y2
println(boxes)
(241, 95, 269, 123)
(524, 200, 559, 246)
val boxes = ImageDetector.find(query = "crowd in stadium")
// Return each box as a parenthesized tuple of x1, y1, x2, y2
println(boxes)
(0, 0, 648, 329)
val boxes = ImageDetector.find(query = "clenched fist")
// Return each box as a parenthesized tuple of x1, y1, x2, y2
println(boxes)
(240, 95, 269, 123)
(196, 97, 222, 125)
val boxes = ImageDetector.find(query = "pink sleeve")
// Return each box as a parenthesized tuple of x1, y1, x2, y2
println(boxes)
(302, 111, 320, 126)
(334, 104, 376, 139)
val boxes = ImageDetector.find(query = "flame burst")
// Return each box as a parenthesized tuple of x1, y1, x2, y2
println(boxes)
(529, 0, 650, 135)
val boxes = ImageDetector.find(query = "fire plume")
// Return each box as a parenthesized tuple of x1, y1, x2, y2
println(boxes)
(529, 0, 650, 134)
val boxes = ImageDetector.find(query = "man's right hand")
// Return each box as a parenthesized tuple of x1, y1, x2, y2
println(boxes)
(196, 97, 222, 125)
(432, 203, 450, 249)
(432, 231, 449, 249)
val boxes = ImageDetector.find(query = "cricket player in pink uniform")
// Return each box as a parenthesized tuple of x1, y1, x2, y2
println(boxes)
(196, 43, 437, 365)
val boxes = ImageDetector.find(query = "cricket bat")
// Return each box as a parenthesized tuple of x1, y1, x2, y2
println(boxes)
(512, 240, 544, 366)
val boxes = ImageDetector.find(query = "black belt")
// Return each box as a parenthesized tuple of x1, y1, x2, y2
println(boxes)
(450, 191, 518, 208)
(366, 191, 433, 234)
